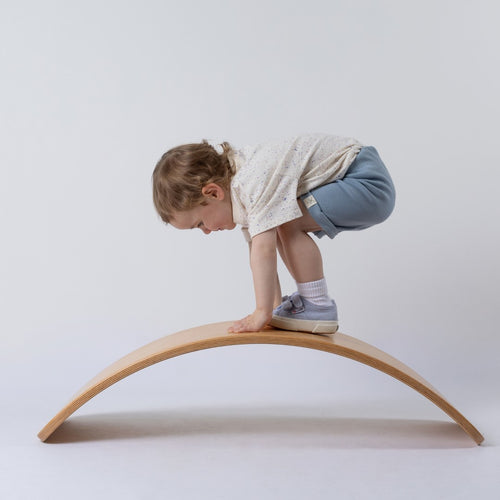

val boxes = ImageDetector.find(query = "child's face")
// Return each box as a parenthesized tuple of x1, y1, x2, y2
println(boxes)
(170, 183, 236, 234)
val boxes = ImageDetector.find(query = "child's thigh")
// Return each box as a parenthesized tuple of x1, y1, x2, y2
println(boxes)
(301, 146, 395, 238)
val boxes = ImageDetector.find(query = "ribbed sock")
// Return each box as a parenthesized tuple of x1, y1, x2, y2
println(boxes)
(297, 278, 332, 307)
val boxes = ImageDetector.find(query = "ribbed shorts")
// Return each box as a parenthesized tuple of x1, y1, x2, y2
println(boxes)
(300, 146, 396, 239)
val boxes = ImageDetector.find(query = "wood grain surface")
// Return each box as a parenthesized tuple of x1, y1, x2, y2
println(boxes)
(38, 322, 484, 444)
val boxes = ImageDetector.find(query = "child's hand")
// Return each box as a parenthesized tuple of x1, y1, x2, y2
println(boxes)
(228, 309, 272, 333)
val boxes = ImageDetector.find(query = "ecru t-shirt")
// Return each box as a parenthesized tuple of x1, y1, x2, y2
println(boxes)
(228, 134, 363, 241)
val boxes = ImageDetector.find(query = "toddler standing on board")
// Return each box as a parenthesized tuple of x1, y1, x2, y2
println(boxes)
(152, 134, 395, 334)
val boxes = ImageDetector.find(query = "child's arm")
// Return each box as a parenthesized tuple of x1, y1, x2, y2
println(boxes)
(229, 229, 277, 332)
(247, 239, 282, 308)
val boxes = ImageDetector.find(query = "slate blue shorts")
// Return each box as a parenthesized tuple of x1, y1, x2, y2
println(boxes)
(300, 146, 396, 239)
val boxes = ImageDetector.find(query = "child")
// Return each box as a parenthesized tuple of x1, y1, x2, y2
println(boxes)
(152, 134, 395, 334)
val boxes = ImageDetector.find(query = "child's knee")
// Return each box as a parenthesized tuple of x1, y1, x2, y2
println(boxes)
(277, 220, 295, 241)
(277, 218, 307, 243)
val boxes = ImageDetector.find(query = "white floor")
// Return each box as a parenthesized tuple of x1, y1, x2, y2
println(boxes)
(2, 389, 499, 500)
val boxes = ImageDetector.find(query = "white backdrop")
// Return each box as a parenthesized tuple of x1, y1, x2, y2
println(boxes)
(1, 1, 499, 499)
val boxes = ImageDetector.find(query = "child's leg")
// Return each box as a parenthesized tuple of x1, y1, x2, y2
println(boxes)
(277, 220, 324, 283)
(272, 146, 395, 334)
(272, 220, 338, 333)
(276, 208, 332, 308)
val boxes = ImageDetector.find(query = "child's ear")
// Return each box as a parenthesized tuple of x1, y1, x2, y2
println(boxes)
(201, 183, 225, 200)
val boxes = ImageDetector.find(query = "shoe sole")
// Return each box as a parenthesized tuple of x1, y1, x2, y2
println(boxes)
(270, 316, 339, 334)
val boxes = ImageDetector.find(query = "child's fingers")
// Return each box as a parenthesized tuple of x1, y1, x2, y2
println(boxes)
(228, 319, 245, 333)
(229, 316, 253, 333)
(229, 311, 270, 333)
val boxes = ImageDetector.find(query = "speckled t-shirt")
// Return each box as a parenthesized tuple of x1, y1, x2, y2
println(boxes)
(228, 134, 363, 241)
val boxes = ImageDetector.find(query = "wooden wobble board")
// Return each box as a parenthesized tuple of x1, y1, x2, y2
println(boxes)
(38, 322, 484, 444)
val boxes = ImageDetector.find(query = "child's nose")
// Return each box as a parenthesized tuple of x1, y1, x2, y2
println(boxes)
(201, 227, 212, 235)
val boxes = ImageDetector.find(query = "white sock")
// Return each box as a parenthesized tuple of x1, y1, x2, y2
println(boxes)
(297, 278, 332, 307)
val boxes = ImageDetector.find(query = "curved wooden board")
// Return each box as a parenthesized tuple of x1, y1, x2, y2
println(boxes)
(38, 322, 484, 444)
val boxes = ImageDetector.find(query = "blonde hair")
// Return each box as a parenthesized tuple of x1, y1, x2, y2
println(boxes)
(152, 140, 233, 224)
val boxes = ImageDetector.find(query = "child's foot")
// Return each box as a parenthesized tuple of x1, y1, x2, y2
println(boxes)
(270, 292, 339, 334)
